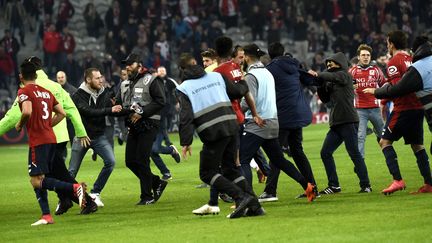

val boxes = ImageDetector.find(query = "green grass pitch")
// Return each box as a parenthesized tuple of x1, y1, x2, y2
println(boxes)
(1, 123, 432, 242)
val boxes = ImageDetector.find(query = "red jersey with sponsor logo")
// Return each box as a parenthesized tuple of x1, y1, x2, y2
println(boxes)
(349, 65, 386, 108)
(214, 61, 245, 124)
(386, 52, 422, 111)
(18, 84, 58, 147)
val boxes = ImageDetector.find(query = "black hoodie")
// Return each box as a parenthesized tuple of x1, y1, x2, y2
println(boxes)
(317, 52, 358, 127)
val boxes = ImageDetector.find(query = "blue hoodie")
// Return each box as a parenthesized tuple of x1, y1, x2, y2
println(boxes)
(266, 56, 315, 129)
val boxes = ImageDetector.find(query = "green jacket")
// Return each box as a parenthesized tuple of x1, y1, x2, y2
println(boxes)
(0, 70, 87, 143)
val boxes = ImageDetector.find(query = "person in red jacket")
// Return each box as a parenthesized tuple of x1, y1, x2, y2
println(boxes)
(0, 48, 14, 90)
(43, 23, 62, 77)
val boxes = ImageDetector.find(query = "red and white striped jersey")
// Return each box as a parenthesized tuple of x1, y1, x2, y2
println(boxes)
(349, 64, 386, 108)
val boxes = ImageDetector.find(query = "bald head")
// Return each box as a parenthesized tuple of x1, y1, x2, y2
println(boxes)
(56, 71, 67, 86)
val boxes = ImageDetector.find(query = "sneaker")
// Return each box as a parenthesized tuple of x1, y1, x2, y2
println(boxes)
(219, 193, 234, 203)
(153, 180, 168, 202)
(136, 199, 155, 205)
(296, 185, 320, 199)
(258, 192, 278, 203)
(90, 193, 104, 207)
(195, 183, 210, 188)
(80, 199, 98, 214)
(192, 204, 220, 215)
(257, 169, 266, 183)
(410, 184, 432, 194)
(31, 214, 54, 226)
(319, 186, 341, 195)
(305, 183, 316, 202)
(162, 173, 173, 181)
(170, 145, 181, 163)
(245, 206, 266, 217)
(229, 194, 254, 219)
(117, 137, 124, 145)
(359, 186, 373, 193)
(382, 180, 406, 195)
(73, 183, 87, 208)
(55, 199, 73, 215)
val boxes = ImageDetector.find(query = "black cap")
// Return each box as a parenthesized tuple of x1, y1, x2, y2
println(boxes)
(243, 43, 266, 58)
(121, 53, 142, 65)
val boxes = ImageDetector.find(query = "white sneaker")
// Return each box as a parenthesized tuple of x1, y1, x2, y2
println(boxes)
(90, 193, 104, 207)
(192, 204, 220, 215)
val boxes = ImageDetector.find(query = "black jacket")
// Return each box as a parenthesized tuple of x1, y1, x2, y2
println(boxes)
(177, 65, 249, 145)
(72, 84, 116, 138)
(317, 52, 358, 127)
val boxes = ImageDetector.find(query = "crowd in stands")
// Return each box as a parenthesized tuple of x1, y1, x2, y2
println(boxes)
(1, 0, 432, 113)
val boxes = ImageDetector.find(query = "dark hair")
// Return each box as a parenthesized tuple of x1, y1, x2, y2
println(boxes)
(27, 56, 43, 70)
(268, 42, 285, 59)
(243, 43, 266, 59)
(412, 35, 429, 53)
(201, 48, 217, 59)
(387, 30, 407, 50)
(356, 44, 372, 56)
(20, 60, 37, 81)
(215, 36, 233, 58)
(178, 53, 195, 69)
(231, 45, 243, 58)
(84, 68, 100, 82)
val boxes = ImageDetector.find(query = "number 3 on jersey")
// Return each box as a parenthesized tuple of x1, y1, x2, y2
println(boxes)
(41, 101, 49, 119)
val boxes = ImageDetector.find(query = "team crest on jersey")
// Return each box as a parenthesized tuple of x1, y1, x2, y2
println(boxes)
(388, 66, 398, 75)
(18, 94, 28, 102)
(369, 70, 375, 75)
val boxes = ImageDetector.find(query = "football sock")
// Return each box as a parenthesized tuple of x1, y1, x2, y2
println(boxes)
(34, 188, 50, 215)
(208, 186, 218, 206)
(415, 149, 432, 185)
(383, 146, 402, 180)
(41, 177, 73, 192)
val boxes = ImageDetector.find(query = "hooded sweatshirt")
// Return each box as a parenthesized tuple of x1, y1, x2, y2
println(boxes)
(72, 82, 115, 138)
(317, 52, 358, 127)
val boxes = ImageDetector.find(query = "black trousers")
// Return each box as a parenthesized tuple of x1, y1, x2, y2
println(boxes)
(126, 126, 161, 201)
(45, 142, 78, 202)
(200, 135, 249, 200)
(265, 128, 316, 194)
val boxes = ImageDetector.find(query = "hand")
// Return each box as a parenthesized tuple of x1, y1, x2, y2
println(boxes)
(253, 115, 266, 128)
(79, 136, 91, 148)
(363, 88, 376, 94)
(130, 113, 142, 123)
(181, 145, 192, 160)
(308, 70, 318, 77)
(15, 122, 22, 132)
(112, 105, 122, 113)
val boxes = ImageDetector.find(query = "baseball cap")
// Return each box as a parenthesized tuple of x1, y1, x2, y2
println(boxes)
(121, 53, 142, 65)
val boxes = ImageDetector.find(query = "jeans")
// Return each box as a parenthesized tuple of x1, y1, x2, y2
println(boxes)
(151, 131, 174, 175)
(69, 135, 116, 194)
(357, 108, 384, 158)
(320, 123, 370, 188)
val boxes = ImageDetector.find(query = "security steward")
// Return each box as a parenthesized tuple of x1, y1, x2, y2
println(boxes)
(117, 53, 168, 205)
(176, 53, 264, 218)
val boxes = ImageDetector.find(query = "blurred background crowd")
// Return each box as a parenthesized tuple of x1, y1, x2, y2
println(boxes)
(0, 0, 431, 115)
